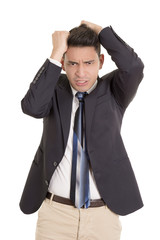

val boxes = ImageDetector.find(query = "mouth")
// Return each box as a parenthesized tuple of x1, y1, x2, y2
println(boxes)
(75, 80, 88, 86)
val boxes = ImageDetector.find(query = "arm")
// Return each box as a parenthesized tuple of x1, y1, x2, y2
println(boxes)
(99, 26, 144, 109)
(82, 21, 144, 109)
(21, 31, 69, 118)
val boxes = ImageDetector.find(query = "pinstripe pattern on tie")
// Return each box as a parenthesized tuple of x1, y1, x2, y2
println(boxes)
(70, 92, 90, 209)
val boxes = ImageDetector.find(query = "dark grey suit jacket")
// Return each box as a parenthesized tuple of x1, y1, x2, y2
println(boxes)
(20, 26, 144, 216)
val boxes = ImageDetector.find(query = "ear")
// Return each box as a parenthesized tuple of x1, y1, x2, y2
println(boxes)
(61, 58, 65, 71)
(99, 54, 104, 70)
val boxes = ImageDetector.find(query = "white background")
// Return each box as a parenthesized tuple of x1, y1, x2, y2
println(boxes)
(0, 0, 160, 239)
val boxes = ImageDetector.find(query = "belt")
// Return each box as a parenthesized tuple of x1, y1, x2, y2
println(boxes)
(46, 192, 105, 208)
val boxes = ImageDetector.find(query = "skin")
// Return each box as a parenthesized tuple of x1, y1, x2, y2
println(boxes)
(62, 46, 104, 92)
(50, 20, 104, 92)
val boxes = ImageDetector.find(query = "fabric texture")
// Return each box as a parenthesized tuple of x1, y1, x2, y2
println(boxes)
(36, 198, 122, 240)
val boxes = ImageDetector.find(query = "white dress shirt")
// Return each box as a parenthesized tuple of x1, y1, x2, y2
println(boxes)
(48, 58, 101, 199)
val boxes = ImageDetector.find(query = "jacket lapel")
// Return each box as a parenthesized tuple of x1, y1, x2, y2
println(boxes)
(85, 78, 101, 141)
(56, 75, 73, 148)
(56, 75, 102, 149)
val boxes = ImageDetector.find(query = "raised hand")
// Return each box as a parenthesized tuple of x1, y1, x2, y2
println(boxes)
(80, 20, 102, 34)
(50, 31, 70, 62)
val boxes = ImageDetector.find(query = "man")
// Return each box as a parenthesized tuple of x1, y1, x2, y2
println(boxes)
(20, 20, 144, 240)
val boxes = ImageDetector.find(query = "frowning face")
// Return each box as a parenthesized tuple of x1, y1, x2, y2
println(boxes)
(62, 46, 104, 92)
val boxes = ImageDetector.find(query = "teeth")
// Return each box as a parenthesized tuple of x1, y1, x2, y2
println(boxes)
(76, 80, 88, 86)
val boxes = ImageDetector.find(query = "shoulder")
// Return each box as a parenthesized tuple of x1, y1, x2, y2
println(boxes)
(101, 69, 117, 80)
(99, 70, 118, 88)
(57, 74, 70, 89)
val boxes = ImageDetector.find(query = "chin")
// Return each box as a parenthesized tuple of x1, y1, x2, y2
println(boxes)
(77, 87, 89, 92)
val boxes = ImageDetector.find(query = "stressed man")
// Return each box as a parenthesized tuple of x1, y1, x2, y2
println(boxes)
(20, 20, 144, 240)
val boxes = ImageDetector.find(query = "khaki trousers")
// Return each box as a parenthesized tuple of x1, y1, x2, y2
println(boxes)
(36, 198, 122, 240)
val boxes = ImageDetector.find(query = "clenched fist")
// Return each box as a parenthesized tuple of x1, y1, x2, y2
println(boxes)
(50, 31, 69, 62)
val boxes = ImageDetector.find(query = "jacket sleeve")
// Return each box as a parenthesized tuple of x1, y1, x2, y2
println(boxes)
(99, 26, 144, 109)
(21, 59, 62, 118)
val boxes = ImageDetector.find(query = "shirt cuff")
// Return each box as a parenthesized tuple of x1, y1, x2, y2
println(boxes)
(48, 58, 62, 68)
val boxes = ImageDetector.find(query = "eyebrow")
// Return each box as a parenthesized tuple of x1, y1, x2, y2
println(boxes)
(84, 60, 95, 63)
(67, 60, 95, 64)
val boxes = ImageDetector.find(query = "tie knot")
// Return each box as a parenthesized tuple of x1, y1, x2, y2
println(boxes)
(76, 92, 87, 102)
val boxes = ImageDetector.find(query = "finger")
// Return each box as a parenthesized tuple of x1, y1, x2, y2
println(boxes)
(80, 20, 87, 25)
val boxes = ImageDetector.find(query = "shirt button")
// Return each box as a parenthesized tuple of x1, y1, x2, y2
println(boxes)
(53, 161, 57, 167)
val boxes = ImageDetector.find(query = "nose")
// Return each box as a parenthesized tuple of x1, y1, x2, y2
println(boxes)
(75, 64, 86, 78)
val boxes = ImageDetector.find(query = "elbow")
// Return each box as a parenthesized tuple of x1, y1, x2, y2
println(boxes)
(21, 99, 49, 119)
(137, 58, 144, 75)
(133, 55, 144, 72)
(129, 57, 144, 82)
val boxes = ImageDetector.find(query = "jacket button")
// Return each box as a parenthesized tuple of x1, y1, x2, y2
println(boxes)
(33, 77, 38, 84)
(53, 161, 57, 167)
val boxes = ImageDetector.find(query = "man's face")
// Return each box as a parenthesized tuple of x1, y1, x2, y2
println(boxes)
(62, 46, 104, 92)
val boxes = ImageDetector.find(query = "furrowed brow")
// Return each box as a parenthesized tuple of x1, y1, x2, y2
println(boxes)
(84, 60, 95, 63)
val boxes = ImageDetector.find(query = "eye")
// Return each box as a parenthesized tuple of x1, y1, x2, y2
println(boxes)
(68, 61, 78, 66)
(85, 61, 94, 65)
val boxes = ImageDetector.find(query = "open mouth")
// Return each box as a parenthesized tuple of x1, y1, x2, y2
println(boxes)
(75, 80, 88, 86)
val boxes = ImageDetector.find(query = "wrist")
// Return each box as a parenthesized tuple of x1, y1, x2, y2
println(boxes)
(50, 49, 64, 62)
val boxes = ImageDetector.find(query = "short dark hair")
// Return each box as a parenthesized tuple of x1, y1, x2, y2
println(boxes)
(67, 24, 101, 56)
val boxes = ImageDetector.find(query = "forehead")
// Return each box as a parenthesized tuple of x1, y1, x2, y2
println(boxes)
(65, 46, 98, 61)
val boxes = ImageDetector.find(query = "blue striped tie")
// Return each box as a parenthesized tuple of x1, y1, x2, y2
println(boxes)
(70, 92, 90, 208)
